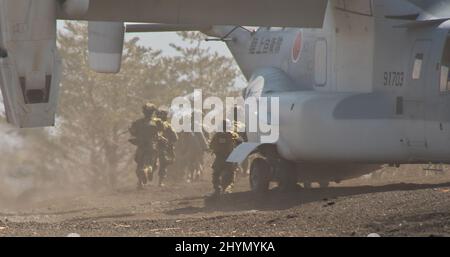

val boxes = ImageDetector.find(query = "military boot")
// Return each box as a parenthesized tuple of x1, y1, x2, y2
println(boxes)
(209, 190, 221, 199)
(146, 167, 153, 182)
(137, 181, 144, 190)
(223, 185, 234, 194)
(158, 177, 165, 187)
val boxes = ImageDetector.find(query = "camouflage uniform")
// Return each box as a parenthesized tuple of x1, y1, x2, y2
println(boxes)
(186, 118, 208, 182)
(155, 110, 178, 186)
(209, 121, 242, 196)
(129, 103, 159, 189)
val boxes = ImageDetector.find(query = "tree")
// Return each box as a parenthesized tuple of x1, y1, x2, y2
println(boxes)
(54, 23, 242, 189)
(0, 23, 242, 191)
(166, 31, 242, 99)
(55, 22, 171, 189)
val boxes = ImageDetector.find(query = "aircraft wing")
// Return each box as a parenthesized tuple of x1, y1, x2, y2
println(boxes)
(407, 0, 450, 20)
(58, 0, 328, 28)
(0, 0, 327, 128)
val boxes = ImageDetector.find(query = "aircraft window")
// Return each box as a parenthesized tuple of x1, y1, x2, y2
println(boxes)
(412, 53, 423, 80)
(314, 39, 327, 86)
(440, 37, 450, 92)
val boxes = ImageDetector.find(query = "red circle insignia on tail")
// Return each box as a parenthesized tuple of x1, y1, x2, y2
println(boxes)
(292, 31, 303, 63)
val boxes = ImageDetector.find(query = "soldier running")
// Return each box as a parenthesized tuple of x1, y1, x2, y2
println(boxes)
(155, 109, 178, 187)
(209, 120, 242, 197)
(129, 103, 159, 190)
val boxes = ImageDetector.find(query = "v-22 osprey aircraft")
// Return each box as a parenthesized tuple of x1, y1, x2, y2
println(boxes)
(1, 0, 450, 193)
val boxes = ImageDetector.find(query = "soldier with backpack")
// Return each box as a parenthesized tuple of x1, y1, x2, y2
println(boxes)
(155, 109, 178, 187)
(129, 103, 159, 190)
(209, 120, 242, 197)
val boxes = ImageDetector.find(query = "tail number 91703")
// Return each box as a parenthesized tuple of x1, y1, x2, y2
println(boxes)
(384, 72, 404, 87)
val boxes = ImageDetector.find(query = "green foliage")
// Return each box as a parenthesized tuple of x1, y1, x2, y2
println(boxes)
(168, 31, 241, 97)
(1, 22, 242, 190)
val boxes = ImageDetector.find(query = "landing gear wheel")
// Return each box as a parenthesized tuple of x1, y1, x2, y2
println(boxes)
(277, 161, 298, 192)
(250, 157, 271, 195)
(303, 181, 312, 189)
(319, 181, 330, 188)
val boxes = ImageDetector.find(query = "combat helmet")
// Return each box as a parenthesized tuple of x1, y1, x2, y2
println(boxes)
(156, 109, 169, 121)
(142, 103, 156, 117)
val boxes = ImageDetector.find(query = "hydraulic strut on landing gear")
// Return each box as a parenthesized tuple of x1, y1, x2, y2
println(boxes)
(248, 147, 299, 195)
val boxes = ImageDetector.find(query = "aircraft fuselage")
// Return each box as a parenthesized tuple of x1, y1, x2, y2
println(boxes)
(220, 0, 450, 177)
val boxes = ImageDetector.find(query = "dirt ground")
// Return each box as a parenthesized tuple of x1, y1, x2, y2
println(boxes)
(1, 165, 450, 237)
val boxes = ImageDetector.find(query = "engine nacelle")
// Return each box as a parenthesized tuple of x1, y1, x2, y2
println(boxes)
(88, 21, 124, 73)
(61, 0, 90, 17)
(0, 0, 61, 128)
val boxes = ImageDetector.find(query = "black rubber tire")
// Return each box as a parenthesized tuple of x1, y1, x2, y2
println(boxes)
(250, 158, 271, 195)
(319, 181, 330, 188)
(277, 162, 298, 191)
(303, 181, 312, 189)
